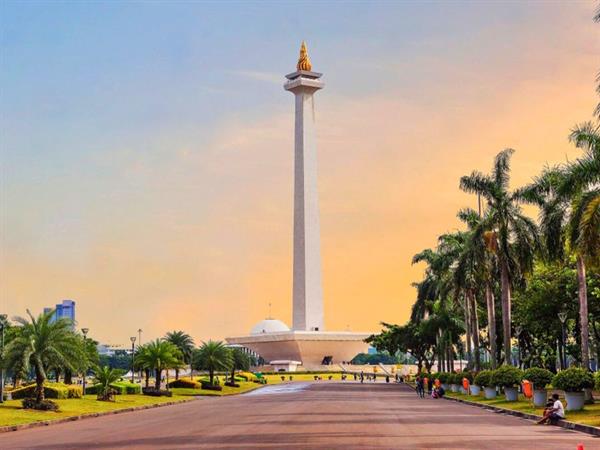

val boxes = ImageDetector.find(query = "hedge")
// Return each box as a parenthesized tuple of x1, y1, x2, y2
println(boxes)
(11, 382, 82, 399)
(523, 367, 554, 390)
(473, 370, 493, 387)
(85, 381, 141, 395)
(552, 368, 594, 392)
(595, 372, 600, 391)
(167, 378, 201, 389)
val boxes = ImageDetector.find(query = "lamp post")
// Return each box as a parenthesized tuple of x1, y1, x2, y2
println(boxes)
(0, 314, 7, 404)
(130, 336, 136, 384)
(81, 328, 89, 396)
(558, 312, 568, 370)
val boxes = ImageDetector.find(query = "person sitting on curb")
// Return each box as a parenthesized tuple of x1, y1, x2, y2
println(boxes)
(537, 393, 565, 425)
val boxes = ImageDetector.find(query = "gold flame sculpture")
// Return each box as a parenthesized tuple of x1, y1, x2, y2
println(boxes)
(297, 41, 312, 71)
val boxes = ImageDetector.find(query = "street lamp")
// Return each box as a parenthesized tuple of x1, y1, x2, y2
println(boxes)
(81, 328, 89, 396)
(0, 314, 8, 404)
(558, 312, 568, 370)
(130, 336, 136, 384)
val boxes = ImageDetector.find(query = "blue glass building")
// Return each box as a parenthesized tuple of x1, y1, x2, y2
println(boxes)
(44, 300, 76, 326)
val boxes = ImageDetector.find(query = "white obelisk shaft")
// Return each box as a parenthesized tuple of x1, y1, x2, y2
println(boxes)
(285, 70, 324, 332)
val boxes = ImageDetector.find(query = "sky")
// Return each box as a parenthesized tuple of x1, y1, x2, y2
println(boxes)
(0, 1, 598, 348)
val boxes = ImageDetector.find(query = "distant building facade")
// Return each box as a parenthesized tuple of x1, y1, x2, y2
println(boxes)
(44, 299, 76, 325)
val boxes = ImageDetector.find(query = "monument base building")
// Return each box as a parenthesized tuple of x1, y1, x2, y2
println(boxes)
(227, 320, 370, 370)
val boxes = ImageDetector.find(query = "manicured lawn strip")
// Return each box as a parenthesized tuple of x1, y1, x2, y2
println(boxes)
(170, 381, 265, 396)
(262, 373, 345, 383)
(446, 391, 600, 427)
(0, 394, 193, 427)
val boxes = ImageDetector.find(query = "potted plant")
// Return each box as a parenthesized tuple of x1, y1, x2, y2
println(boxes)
(470, 372, 481, 395)
(474, 370, 495, 399)
(437, 372, 450, 390)
(491, 365, 522, 401)
(449, 373, 460, 392)
(523, 367, 553, 407)
(552, 368, 594, 411)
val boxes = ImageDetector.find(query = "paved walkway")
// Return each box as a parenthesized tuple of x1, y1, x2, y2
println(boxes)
(1, 382, 598, 449)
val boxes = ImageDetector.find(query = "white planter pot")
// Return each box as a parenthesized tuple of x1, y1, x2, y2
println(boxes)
(533, 389, 547, 407)
(471, 385, 481, 395)
(504, 386, 518, 401)
(442, 383, 449, 390)
(459, 387, 467, 394)
(450, 384, 459, 392)
(484, 387, 497, 399)
(565, 391, 585, 411)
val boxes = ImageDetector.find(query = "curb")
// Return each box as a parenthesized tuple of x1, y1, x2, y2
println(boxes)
(0, 398, 197, 434)
(444, 394, 600, 437)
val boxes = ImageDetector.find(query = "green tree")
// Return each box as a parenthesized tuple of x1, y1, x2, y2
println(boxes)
(134, 339, 180, 390)
(164, 331, 195, 380)
(460, 149, 539, 365)
(4, 310, 84, 404)
(92, 366, 125, 401)
(228, 347, 253, 385)
(192, 341, 232, 386)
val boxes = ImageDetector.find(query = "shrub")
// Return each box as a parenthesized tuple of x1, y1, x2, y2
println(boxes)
(523, 367, 554, 390)
(491, 365, 522, 388)
(224, 381, 240, 388)
(11, 382, 82, 400)
(201, 381, 223, 391)
(595, 372, 600, 391)
(449, 373, 462, 385)
(22, 398, 59, 411)
(474, 370, 493, 387)
(437, 372, 450, 383)
(142, 387, 173, 397)
(552, 368, 594, 392)
(167, 378, 201, 389)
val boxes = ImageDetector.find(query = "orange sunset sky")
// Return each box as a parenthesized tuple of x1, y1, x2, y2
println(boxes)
(1, 1, 598, 346)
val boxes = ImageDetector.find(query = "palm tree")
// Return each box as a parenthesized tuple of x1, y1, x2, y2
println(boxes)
(134, 339, 180, 390)
(228, 348, 253, 385)
(92, 366, 125, 401)
(4, 309, 84, 404)
(460, 149, 539, 365)
(192, 341, 232, 386)
(164, 331, 195, 380)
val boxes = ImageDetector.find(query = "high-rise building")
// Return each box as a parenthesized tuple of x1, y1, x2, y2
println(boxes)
(44, 299, 76, 325)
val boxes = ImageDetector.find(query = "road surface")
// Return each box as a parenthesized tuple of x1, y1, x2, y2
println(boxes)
(1, 382, 598, 449)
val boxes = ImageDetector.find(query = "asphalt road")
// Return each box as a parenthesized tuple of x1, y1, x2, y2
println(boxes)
(1, 382, 598, 449)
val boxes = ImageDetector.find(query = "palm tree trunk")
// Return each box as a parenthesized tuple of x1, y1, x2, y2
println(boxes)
(576, 255, 590, 370)
(144, 369, 150, 388)
(463, 295, 472, 367)
(469, 290, 481, 371)
(576, 255, 593, 403)
(155, 369, 161, 390)
(175, 368, 179, 380)
(209, 369, 214, 386)
(485, 283, 497, 369)
(34, 363, 45, 404)
(500, 261, 512, 365)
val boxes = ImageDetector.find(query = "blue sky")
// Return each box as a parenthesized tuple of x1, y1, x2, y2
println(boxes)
(1, 1, 597, 344)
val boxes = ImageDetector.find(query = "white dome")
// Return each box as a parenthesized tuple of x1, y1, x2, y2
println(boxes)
(250, 319, 290, 335)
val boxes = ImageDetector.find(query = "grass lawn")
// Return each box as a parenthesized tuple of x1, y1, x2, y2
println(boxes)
(170, 380, 265, 397)
(446, 391, 600, 427)
(0, 394, 193, 427)
(262, 372, 345, 383)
